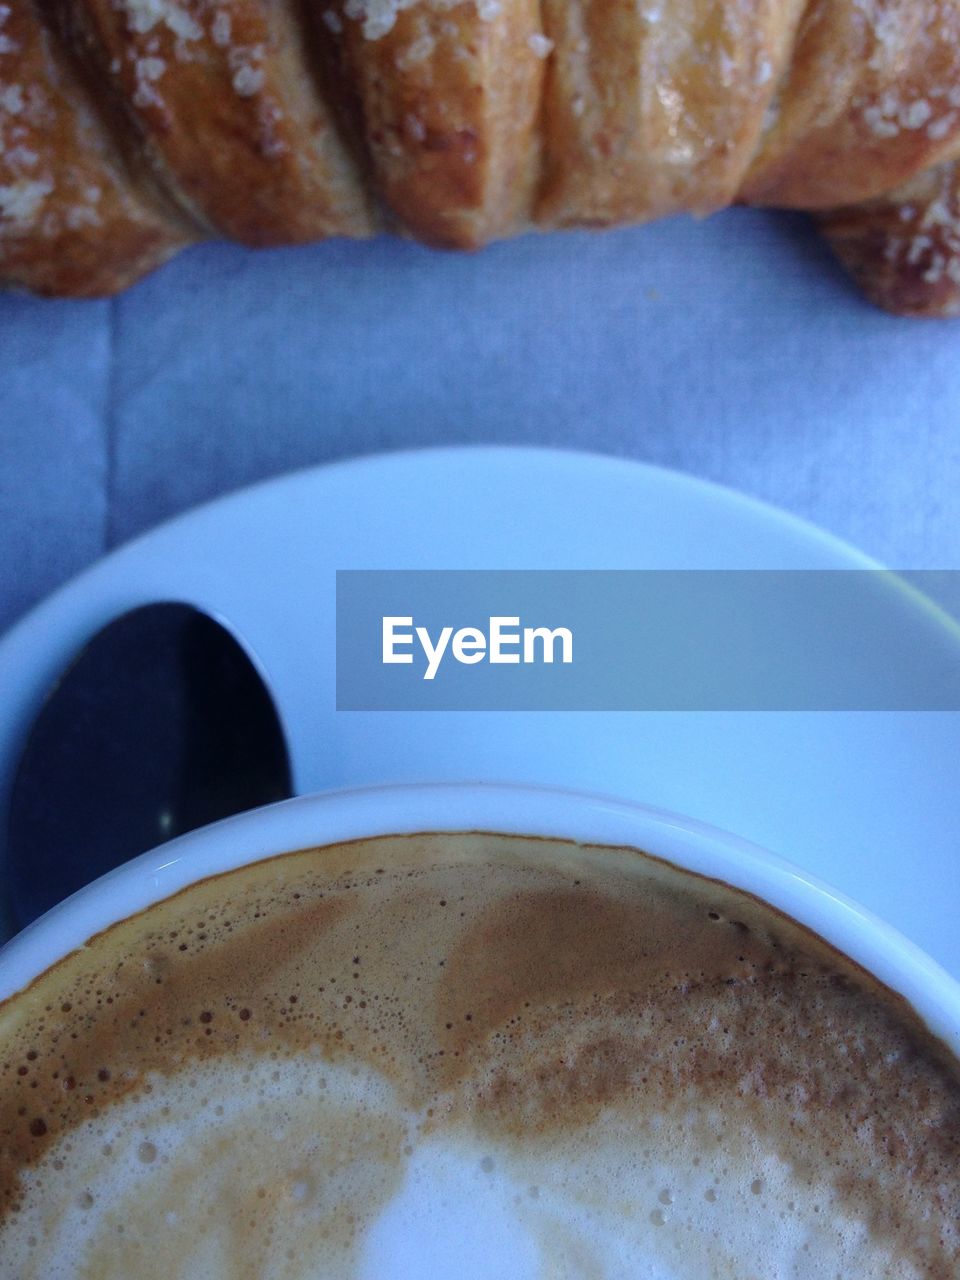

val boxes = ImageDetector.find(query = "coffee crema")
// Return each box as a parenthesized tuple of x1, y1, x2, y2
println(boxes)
(0, 832, 958, 1278)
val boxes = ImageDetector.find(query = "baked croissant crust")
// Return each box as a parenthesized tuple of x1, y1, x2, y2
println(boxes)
(2, 0, 960, 313)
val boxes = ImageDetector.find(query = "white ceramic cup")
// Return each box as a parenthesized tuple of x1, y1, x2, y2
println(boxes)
(2, 782, 959, 1065)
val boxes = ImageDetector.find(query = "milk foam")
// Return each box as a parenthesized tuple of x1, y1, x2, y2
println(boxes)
(0, 1049, 925, 1279)
(0, 833, 957, 1277)
(362, 1096, 924, 1280)
(2, 1056, 407, 1278)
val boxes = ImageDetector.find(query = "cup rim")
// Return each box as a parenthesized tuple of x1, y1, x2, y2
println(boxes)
(2, 781, 959, 1060)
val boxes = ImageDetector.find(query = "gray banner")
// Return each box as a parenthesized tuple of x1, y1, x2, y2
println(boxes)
(336, 571, 960, 711)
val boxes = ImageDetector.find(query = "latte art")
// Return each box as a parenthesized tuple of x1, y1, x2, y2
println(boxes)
(0, 832, 958, 1278)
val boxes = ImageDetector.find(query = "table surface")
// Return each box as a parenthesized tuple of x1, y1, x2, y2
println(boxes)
(1, 207, 959, 632)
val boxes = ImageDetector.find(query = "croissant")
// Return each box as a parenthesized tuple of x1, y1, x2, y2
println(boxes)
(2, 0, 960, 314)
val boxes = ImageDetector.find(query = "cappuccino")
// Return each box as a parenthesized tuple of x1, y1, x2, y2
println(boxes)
(0, 832, 957, 1277)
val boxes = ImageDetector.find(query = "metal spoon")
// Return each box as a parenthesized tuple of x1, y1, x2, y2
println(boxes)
(4, 603, 292, 930)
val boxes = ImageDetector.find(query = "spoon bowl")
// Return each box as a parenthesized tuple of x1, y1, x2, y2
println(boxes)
(4, 603, 291, 930)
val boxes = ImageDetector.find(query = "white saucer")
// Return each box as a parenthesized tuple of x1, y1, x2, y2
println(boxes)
(0, 447, 956, 973)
